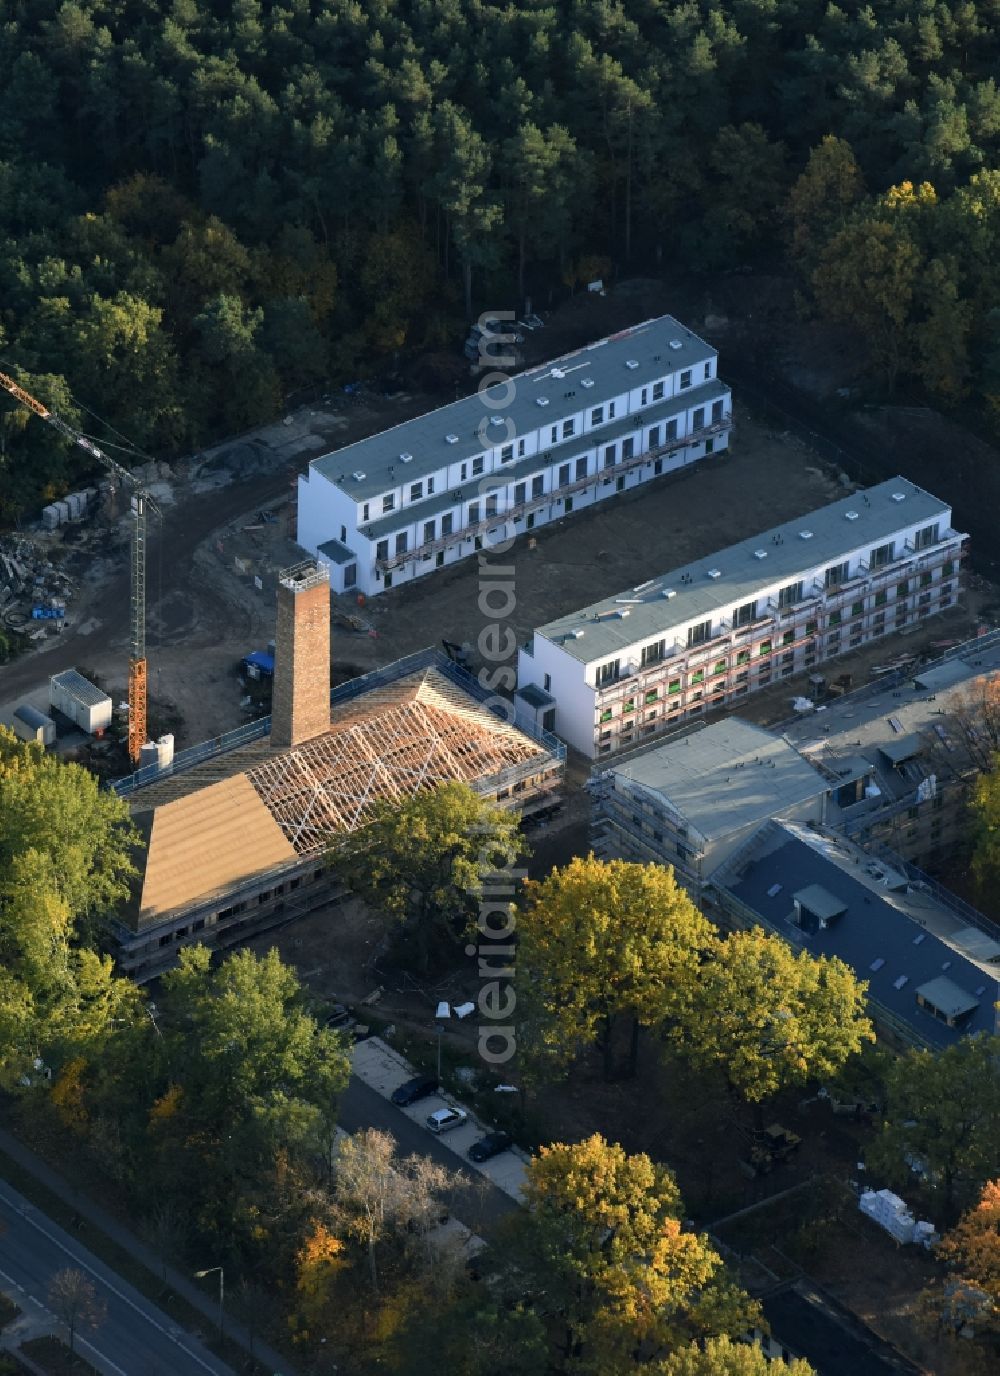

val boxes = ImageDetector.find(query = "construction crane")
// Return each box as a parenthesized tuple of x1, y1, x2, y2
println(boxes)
(0, 369, 159, 763)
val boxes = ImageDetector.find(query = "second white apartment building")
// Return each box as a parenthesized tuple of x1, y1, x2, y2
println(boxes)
(296, 315, 732, 596)
(516, 479, 966, 757)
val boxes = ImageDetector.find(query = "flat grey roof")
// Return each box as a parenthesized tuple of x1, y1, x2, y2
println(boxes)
(950, 926, 1000, 963)
(317, 538, 356, 564)
(794, 884, 848, 921)
(878, 734, 922, 765)
(914, 659, 981, 692)
(311, 315, 717, 500)
(537, 478, 953, 665)
(607, 718, 826, 844)
(516, 683, 555, 708)
(785, 636, 1000, 771)
(50, 668, 110, 708)
(359, 379, 729, 542)
(13, 704, 53, 730)
(916, 975, 980, 1019)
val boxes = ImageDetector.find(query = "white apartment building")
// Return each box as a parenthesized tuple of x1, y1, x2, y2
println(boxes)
(296, 316, 732, 596)
(516, 479, 967, 758)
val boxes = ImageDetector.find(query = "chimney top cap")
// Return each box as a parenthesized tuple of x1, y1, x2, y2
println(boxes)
(278, 559, 329, 593)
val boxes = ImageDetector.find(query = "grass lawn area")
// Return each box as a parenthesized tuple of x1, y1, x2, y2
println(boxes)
(20, 1337, 99, 1375)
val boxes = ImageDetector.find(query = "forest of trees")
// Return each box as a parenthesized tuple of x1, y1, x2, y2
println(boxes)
(6, 1, 1000, 511)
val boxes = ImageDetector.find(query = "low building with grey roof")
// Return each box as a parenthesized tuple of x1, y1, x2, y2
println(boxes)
(295, 314, 731, 596)
(713, 818, 1000, 1049)
(782, 628, 1000, 867)
(517, 477, 966, 757)
(589, 717, 831, 888)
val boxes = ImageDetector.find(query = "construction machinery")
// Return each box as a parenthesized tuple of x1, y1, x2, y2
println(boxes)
(739, 1122, 802, 1178)
(0, 369, 159, 762)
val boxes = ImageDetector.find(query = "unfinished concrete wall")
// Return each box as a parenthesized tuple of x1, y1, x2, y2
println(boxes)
(271, 561, 331, 749)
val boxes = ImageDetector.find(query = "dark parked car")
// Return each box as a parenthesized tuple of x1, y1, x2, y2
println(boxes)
(468, 1131, 513, 1163)
(390, 1075, 439, 1107)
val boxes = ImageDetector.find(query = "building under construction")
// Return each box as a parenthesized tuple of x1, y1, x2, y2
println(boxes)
(112, 561, 565, 980)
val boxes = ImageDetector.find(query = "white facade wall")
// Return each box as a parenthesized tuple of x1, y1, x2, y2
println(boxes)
(297, 334, 730, 597)
(519, 503, 964, 757)
(49, 677, 112, 734)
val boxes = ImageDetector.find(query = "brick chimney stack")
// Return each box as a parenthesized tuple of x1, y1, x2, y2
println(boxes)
(270, 560, 331, 750)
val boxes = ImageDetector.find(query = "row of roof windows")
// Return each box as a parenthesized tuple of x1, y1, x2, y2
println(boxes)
(587, 529, 950, 674)
(350, 366, 716, 515)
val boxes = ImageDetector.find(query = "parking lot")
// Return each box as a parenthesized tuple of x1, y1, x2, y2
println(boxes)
(351, 1036, 528, 1202)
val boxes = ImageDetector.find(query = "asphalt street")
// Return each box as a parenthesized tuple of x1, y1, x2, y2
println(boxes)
(0, 1177, 236, 1376)
(339, 1077, 520, 1236)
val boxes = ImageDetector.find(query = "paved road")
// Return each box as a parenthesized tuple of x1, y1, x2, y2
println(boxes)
(0, 1178, 235, 1376)
(340, 1077, 519, 1235)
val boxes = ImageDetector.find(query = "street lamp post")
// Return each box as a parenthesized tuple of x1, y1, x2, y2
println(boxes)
(194, 1265, 224, 1340)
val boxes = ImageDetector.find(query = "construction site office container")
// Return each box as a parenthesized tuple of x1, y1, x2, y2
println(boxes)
(11, 704, 56, 746)
(49, 669, 113, 734)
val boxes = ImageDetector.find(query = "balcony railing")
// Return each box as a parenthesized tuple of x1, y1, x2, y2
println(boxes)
(375, 413, 733, 571)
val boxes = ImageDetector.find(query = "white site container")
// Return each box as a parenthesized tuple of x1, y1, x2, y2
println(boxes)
(49, 669, 113, 734)
(12, 704, 57, 747)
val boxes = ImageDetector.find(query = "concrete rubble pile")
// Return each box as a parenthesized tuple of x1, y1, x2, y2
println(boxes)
(0, 534, 77, 643)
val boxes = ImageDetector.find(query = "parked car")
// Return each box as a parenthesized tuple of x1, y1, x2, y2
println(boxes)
(391, 1075, 439, 1107)
(468, 1131, 513, 1162)
(324, 1004, 352, 1029)
(427, 1107, 469, 1134)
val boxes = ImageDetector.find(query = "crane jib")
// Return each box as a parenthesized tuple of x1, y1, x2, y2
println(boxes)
(0, 366, 155, 764)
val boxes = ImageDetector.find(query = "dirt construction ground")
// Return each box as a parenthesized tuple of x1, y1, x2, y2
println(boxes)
(2, 278, 998, 761)
(109, 407, 995, 753)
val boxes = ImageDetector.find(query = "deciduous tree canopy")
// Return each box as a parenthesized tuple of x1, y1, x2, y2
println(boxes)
(869, 1034, 1000, 1221)
(677, 928, 874, 1104)
(333, 780, 525, 965)
(518, 855, 717, 1077)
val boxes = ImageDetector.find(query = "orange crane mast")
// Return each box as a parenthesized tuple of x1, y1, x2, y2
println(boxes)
(0, 369, 158, 762)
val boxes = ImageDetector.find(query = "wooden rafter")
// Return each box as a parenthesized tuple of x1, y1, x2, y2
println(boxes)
(245, 669, 548, 853)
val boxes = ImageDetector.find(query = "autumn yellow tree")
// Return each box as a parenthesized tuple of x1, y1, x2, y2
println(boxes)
(677, 929, 874, 1106)
(812, 211, 922, 393)
(50, 1056, 89, 1134)
(488, 1134, 758, 1374)
(655, 1336, 814, 1375)
(936, 1180, 1000, 1307)
(290, 1220, 348, 1344)
(518, 856, 718, 1078)
(970, 753, 1000, 895)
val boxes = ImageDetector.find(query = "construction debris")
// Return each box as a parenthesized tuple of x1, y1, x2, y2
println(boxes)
(0, 534, 77, 640)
